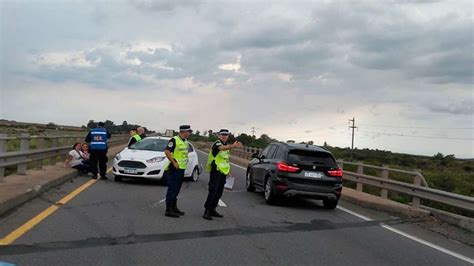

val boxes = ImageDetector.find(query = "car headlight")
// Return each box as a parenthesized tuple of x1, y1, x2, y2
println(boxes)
(146, 156, 166, 163)
(115, 154, 121, 161)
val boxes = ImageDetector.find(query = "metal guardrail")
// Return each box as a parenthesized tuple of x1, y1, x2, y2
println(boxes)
(0, 133, 129, 180)
(225, 143, 474, 213)
(341, 170, 474, 212)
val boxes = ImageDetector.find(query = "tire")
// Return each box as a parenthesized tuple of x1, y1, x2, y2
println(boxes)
(190, 167, 199, 182)
(114, 175, 123, 182)
(323, 198, 338, 209)
(264, 177, 277, 205)
(246, 170, 256, 192)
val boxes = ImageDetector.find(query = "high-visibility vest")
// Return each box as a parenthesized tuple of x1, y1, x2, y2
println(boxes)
(90, 127, 108, 150)
(132, 134, 142, 142)
(206, 140, 230, 175)
(167, 136, 189, 170)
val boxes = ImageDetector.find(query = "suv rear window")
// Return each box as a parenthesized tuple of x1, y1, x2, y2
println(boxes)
(287, 150, 337, 168)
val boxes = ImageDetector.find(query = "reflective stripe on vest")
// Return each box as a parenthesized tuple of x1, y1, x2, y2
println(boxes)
(169, 136, 189, 170)
(90, 128, 108, 150)
(206, 140, 230, 175)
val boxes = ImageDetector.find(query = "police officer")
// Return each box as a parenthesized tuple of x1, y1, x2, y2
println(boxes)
(128, 129, 142, 148)
(203, 129, 242, 220)
(85, 122, 111, 180)
(164, 125, 192, 218)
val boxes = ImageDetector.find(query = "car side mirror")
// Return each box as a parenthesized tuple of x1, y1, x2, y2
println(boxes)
(251, 152, 260, 159)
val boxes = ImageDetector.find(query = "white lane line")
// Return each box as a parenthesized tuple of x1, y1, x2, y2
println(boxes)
(159, 198, 166, 204)
(218, 199, 227, 207)
(337, 206, 474, 264)
(198, 148, 473, 263)
(337, 206, 373, 221)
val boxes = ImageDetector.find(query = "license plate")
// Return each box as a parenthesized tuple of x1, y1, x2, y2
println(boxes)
(304, 171, 322, 178)
(124, 168, 138, 174)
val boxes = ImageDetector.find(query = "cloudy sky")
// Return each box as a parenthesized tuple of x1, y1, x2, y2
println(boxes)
(1, 0, 473, 158)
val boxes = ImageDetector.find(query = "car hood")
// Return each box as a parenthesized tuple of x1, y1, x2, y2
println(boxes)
(120, 148, 165, 160)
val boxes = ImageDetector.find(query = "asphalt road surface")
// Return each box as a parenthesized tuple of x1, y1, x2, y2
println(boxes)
(0, 149, 473, 265)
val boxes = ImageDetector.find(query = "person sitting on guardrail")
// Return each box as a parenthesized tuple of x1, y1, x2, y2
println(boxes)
(81, 143, 91, 165)
(64, 142, 91, 174)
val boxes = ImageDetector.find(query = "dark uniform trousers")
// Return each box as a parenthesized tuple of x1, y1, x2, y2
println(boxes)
(166, 168, 185, 204)
(90, 149, 108, 178)
(204, 169, 227, 210)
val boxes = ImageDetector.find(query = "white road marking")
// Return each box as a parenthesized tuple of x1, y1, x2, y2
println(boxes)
(199, 148, 474, 264)
(218, 199, 227, 207)
(337, 206, 373, 221)
(337, 206, 474, 264)
(159, 198, 166, 204)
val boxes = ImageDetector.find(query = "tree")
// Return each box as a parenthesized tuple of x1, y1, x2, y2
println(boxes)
(195, 130, 201, 136)
(87, 120, 96, 129)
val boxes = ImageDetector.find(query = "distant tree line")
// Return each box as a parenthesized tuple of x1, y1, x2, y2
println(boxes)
(83, 120, 155, 134)
(188, 130, 278, 149)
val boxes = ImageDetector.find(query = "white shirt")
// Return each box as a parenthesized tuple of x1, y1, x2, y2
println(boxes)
(68, 150, 84, 167)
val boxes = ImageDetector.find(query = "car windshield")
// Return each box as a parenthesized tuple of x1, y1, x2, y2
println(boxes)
(129, 138, 168, 152)
(288, 150, 337, 168)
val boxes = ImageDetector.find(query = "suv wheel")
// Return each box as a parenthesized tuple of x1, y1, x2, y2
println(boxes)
(246, 171, 256, 192)
(264, 177, 277, 204)
(323, 198, 338, 209)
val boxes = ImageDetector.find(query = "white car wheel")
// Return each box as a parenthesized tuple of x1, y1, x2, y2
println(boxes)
(191, 168, 199, 182)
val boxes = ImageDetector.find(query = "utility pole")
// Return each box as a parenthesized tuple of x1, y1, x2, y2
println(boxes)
(251, 127, 256, 137)
(349, 117, 357, 162)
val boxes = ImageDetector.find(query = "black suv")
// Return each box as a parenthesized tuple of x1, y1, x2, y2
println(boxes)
(246, 142, 343, 209)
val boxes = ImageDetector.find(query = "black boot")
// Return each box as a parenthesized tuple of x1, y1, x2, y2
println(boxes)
(211, 209, 224, 218)
(203, 209, 213, 220)
(165, 202, 180, 218)
(173, 201, 185, 216)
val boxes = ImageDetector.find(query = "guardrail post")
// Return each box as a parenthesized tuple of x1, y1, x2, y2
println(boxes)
(0, 133, 7, 181)
(36, 137, 45, 169)
(356, 162, 364, 192)
(380, 165, 389, 199)
(49, 138, 58, 165)
(58, 137, 66, 162)
(17, 133, 30, 175)
(412, 169, 422, 208)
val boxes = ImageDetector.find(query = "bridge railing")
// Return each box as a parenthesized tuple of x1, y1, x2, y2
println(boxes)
(0, 133, 129, 180)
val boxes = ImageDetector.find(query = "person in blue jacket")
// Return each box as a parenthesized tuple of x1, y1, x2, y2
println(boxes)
(85, 122, 111, 180)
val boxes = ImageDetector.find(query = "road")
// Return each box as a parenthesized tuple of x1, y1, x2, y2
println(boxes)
(0, 149, 473, 265)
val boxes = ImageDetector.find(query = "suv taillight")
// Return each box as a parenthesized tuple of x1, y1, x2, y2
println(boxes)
(277, 162, 300, 173)
(327, 168, 343, 177)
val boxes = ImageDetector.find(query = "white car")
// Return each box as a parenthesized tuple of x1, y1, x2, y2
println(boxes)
(112, 136, 201, 183)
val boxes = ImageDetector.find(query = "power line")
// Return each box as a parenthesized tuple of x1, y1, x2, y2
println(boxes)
(359, 124, 474, 130)
(360, 130, 474, 140)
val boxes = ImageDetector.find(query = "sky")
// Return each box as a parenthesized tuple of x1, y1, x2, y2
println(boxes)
(0, 0, 473, 158)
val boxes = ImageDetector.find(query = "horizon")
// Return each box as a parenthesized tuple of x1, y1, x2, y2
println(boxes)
(2, 118, 472, 159)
